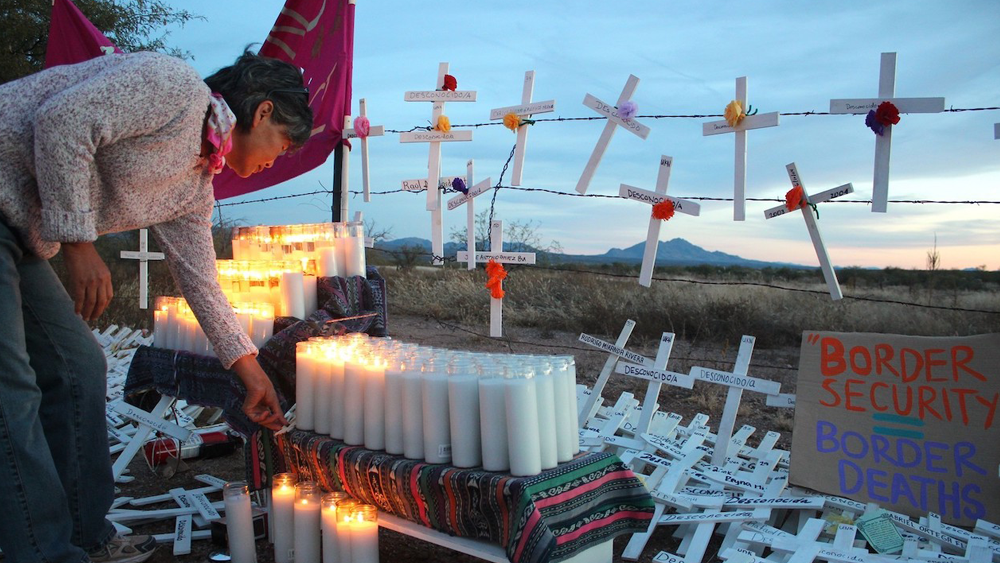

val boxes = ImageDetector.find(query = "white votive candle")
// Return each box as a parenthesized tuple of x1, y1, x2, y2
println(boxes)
(335, 501, 357, 563)
(350, 505, 379, 563)
(281, 271, 306, 320)
(313, 351, 333, 436)
(295, 342, 317, 431)
(383, 359, 406, 455)
(343, 358, 367, 445)
(223, 481, 257, 563)
(321, 492, 349, 563)
(318, 246, 340, 278)
(448, 359, 481, 468)
(271, 474, 296, 563)
(250, 305, 274, 349)
(293, 482, 321, 563)
(505, 373, 542, 476)
(303, 274, 318, 318)
(421, 358, 451, 464)
(553, 357, 578, 462)
(364, 359, 386, 450)
(479, 373, 510, 472)
(329, 352, 346, 440)
(401, 367, 424, 460)
(533, 364, 559, 470)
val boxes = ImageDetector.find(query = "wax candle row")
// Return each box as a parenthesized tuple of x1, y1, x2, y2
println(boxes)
(231, 222, 367, 279)
(271, 475, 378, 563)
(217, 264, 319, 320)
(295, 334, 580, 477)
(153, 297, 275, 353)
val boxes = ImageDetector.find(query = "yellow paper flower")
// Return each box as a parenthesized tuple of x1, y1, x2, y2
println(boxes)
(724, 100, 745, 128)
(435, 115, 451, 132)
(503, 112, 521, 132)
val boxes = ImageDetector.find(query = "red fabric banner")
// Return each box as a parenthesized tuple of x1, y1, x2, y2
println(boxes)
(212, 0, 355, 200)
(44, 0, 122, 68)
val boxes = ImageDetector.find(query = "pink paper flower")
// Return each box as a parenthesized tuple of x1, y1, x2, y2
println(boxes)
(353, 116, 370, 138)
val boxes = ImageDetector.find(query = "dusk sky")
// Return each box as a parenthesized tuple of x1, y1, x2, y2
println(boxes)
(165, 0, 1000, 270)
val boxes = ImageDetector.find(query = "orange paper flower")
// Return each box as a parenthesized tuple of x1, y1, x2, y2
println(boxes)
(724, 100, 745, 128)
(785, 186, 805, 211)
(503, 112, 521, 132)
(435, 115, 451, 132)
(485, 259, 507, 299)
(652, 199, 676, 221)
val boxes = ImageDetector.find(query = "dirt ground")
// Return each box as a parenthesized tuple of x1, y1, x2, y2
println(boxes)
(114, 313, 802, 563)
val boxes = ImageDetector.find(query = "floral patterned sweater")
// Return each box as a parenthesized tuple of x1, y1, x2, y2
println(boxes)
(0, 52, 255, 368)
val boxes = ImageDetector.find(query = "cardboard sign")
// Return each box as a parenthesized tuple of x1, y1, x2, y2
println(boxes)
(790, 331, 1000, 526)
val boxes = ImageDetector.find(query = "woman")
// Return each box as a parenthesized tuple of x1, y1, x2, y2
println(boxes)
(0, 50, 308, 563)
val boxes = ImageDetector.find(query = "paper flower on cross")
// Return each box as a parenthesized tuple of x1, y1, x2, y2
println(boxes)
(442, 74, 457, 91)
(724, 100, 745, 128)
(866, 101, 900, 136)
(865, 110, 885, 136)
(435, 115, 451, 132)
(785, 186, 805, 212)
(485, 259, 507, 299)
(618, 100, 638, 120)
(651, 199, 675, 221)
(353, 116, 370, 138)
(503, 112, 521, 131)
(452, 177, 468, 194)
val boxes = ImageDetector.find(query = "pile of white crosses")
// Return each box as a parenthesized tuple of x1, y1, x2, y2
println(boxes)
(574, 319, 1000, 563)
(97, 325, 245, 556)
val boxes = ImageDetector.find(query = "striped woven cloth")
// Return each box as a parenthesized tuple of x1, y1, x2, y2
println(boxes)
(277, 430, 655, 563)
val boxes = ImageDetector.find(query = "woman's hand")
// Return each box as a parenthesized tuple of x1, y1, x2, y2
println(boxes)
(61, 242, 113, 321)
(231, 356, 288, 431)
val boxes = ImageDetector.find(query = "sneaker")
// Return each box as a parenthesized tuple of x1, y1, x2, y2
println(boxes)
(87, 534, 157, 563)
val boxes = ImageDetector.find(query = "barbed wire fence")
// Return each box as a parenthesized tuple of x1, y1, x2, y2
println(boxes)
(213, 106, 1000, 318)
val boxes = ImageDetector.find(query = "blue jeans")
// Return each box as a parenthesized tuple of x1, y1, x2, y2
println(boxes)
(0, 220, 115, 563)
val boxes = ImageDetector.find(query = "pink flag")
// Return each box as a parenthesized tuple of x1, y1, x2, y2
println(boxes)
(45, 0, 122, 69)
(212, 0, 355, 200)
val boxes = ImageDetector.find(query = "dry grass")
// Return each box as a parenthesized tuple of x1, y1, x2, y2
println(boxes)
(382, 266, 1000, 349)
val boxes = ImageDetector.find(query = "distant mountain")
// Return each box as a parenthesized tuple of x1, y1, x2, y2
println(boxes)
(374, 237, 805, 269)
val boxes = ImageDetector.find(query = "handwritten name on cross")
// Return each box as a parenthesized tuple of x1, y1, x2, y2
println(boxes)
(763, 163, 853, 300)
(110, 395, 188, 481)
(575, 74, 650, 194)
(576, 320, 648, 427)
(401, 63, 476, 264)
(456, 220, 536, 337)
(446, 160, 491, 270)
(489, 70, 556, 186)
(120, 229, 165, 309)
(830, 52, 945, 213)
(702, 76, 780, 222)
(342, 98, 384, 203)
(619, 156, 701, 287)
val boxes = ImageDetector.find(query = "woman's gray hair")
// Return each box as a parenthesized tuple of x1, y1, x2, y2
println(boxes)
(204, 49, 313, 147)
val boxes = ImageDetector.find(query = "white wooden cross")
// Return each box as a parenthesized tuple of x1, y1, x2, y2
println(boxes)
(400, 171, 463, 265)
(576, 74, 651, 194)
(614, 333, 695, 436)
(830, 52, 945, 213)
(763, 163, 853, 301)
(120, 229, 165, 309)
(109, 395, 191, 481)
(342, 98, 385, 203)
(446, 160, 492, 270)
(489, 70, 556, 186)
(693, 335, 760, 466)
(702, 77, 780, 222)
(456, 220, 535, 337)
(619, 156, 701, 287)
(401, 63, 476, 265)
(576, 320, 650, 427)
